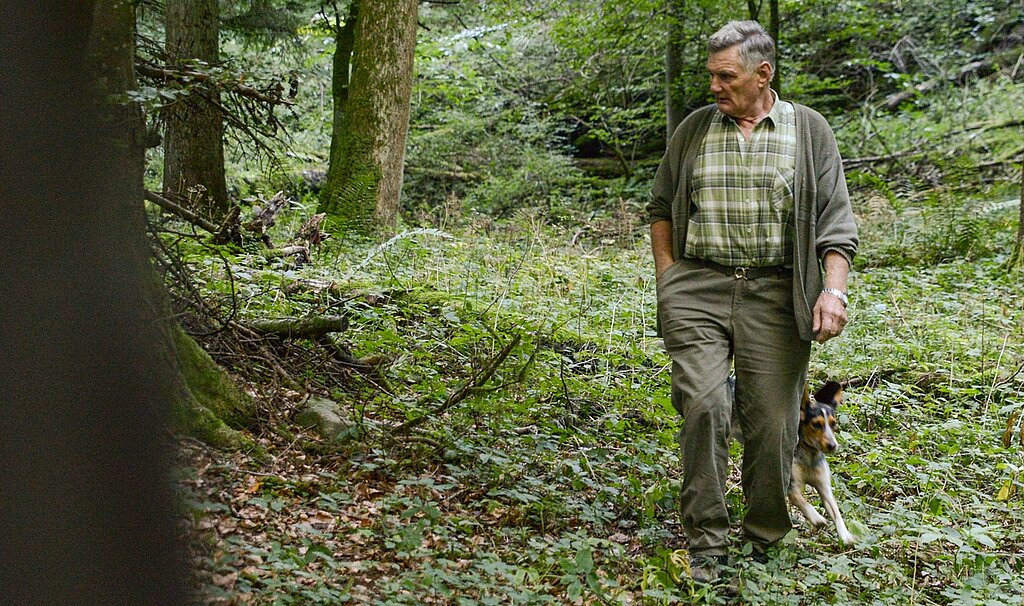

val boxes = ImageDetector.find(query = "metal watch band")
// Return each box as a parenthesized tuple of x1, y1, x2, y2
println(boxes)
(821, 287, 848, 307)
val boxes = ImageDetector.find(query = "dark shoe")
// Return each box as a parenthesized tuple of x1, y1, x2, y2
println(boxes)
(689, 554, 729, 585)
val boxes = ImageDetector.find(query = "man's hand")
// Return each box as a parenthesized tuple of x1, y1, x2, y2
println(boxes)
(812, 292, 847, 342)
(814, 250, 850, 343)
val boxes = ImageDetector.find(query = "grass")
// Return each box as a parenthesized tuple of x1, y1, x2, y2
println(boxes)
(176, 194, 1024, 604)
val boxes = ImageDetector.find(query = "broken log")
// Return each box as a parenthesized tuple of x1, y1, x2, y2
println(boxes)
(145, 189, 218, 233)
(294, 213, 329, 247)
(244, 191, 288, 241)
(249, 316, 349, 339)
(881, 47, 1023, 110)
(263, 245, 310, 265)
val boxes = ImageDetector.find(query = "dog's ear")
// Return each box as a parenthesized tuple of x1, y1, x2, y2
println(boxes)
(814, 381, 844, 406)
(801, 384, 812, 413)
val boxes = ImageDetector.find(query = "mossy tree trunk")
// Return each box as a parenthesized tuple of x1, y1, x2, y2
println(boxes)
(91, 0, 253, 449)
(318, 0, 419, 235)
(164, 0, 229, 220)
(169, 325, 255, 448)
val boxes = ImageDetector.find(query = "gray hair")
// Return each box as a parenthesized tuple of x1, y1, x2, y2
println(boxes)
(707, 20, 775, 78)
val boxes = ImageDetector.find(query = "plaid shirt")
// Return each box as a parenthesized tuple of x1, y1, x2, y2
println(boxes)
(685, 94, 797, 267)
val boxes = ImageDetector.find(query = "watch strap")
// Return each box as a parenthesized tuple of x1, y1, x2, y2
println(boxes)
(821, 287, 848, 307)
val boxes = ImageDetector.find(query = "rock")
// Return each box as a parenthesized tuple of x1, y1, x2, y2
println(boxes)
(294, 397, 358, 444)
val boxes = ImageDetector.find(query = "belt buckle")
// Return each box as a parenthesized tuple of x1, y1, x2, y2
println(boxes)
(733, 266, 748, 280)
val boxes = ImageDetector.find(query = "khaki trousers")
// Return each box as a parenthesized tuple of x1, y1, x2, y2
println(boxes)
(656, 258, 810, 556)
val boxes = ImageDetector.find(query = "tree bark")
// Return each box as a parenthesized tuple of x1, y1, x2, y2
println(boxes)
(747, 0, 761, 20)
(0, 1, 183, 602)
(1017, 160, 1024, 264)
(96, 0, 253, 448)
(769, 0, 780, 95)
(163, 0, 229, 219)
(665, 0, 686, 142)
(328, 1, 358, 189)
(318, 0, 419, 234)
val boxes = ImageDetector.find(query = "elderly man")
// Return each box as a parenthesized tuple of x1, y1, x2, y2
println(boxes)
(647, 20, 858, 583)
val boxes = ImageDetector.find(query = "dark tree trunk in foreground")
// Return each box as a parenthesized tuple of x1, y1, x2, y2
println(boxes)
(319, 0, 419, 234)
(0, 1, 185, 603)
(164, 0, 228, 219)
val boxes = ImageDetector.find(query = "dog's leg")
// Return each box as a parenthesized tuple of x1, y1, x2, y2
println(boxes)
(789, 466, 828, 527)
(809, 464, 855, 545)
(789, 486, 828, 527)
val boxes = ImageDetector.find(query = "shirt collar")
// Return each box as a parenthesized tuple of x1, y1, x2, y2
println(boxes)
(763, 89, 784, 127)
(719, 89, 786, 128)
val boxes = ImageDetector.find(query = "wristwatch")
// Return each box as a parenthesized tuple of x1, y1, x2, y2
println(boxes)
(821, 287, 849, 308)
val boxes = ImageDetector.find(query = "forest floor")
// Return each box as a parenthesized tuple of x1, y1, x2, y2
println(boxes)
(176, 201, 1024, 605)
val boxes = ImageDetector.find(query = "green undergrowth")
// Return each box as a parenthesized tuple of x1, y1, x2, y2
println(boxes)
(178, 209, 1024, 605)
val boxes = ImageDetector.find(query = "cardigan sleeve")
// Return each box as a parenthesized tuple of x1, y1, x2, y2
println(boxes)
(648, 147, 675, 224)
(808, 111, 859, 264)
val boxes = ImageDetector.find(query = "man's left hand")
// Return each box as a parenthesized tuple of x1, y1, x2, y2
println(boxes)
(813, 292, 847, 343)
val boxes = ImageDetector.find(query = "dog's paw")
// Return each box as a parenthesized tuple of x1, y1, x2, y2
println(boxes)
(838, 530, 856, 545)
(807, 513, 828, 527)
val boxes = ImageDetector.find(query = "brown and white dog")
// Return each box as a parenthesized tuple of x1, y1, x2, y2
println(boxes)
(787, 381, 855, 545)
(729, 379, 856, 545)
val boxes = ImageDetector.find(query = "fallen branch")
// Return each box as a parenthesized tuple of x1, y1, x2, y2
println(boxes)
(392, 333, 522, 435)
(250, 316, 349, 339)
(960, 117, 1024, 133)
(844, 149, 919, 169)
(977, 146, 1024, 170)
(881, 47, 1023, 110)
(211, 205, 242, 245)
(135, 61, 293, 106)
(263, 245, 309, 263)
(145, 189, 218, 233)
(227, 320, 301, 390)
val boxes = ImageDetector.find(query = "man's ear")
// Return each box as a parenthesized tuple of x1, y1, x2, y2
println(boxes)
(758, 61, 773, 85)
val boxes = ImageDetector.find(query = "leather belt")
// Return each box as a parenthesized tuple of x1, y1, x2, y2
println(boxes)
(686, 258, 791, 280)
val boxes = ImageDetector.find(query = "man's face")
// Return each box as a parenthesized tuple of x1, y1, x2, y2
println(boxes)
(706, 45, 768, 119)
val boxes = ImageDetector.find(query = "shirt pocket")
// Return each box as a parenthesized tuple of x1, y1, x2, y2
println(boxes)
(771, 166, 796, 217)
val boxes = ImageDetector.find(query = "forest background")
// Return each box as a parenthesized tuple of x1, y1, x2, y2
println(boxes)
(78, 0, 1024, 603)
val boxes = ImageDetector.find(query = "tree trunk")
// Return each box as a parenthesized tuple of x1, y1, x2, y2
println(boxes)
(318, 0, 419, 234)
(665, 0, 686, 142)
(93, 0, 253, 448)
(747, 0, 761, 20)
(328, 2, 358, 188)
(1015, 160, 1024, 268)
(163, 0, 228, 220)
(0, 1, 182, 602)
(769, 0, 780, 95)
